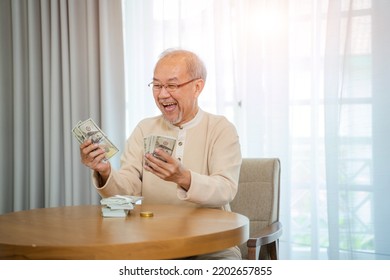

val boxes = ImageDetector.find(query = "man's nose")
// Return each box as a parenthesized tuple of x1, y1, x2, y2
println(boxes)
(158, 86, 171, 97)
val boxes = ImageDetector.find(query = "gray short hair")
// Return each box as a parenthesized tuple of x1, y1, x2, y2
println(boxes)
(157, 48, 207, 81)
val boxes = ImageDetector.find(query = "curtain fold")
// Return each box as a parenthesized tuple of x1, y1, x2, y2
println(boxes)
(372, 0, 390, 260)
(0, 0, 126, 214)
(324, 0, 344, 260)
(0, 0, 13, 214)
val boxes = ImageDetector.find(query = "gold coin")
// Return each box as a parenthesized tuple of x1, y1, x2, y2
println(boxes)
(140, 211, 154, 218)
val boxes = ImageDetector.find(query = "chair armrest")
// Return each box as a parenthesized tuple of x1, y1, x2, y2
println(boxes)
(247, 221, 283, 248)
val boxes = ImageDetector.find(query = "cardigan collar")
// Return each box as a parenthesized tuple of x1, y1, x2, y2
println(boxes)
(165, 108, 204, 130)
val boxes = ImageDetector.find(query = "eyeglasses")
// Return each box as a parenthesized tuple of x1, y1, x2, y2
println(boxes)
(148, 78, 199, 93)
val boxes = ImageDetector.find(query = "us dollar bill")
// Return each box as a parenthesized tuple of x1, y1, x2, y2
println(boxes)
(72, 118, 119, 160)
(144, 135, 176, 161)
(153, 135, 176, 155)
(72, 120, 84, 144)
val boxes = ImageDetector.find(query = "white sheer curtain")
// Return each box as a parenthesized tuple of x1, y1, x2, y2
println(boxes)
(122, 0, 390, 259)
(0, 0, 126, 214)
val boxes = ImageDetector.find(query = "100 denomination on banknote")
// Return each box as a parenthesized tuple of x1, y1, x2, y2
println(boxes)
(144, 135, 176, 161)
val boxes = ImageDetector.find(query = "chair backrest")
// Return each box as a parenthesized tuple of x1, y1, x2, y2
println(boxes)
(230, 158, 281, 259)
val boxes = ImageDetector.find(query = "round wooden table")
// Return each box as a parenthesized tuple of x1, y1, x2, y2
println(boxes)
(0, 204, 249, 260)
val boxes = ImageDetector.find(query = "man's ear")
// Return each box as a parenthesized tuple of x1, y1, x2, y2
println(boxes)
(194, 79, 205, 98)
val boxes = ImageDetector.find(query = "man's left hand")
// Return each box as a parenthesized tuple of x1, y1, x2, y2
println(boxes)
(144, 148, 191, 190)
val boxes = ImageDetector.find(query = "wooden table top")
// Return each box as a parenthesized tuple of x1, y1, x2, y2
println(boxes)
(0, 204, 249, 260)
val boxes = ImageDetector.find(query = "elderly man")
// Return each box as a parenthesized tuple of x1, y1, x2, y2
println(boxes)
(80, 49, 242, 259)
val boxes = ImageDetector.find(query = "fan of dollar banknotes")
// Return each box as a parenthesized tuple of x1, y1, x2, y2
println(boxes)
(143, 135, 177, 161)
(72, 118, 119, 160)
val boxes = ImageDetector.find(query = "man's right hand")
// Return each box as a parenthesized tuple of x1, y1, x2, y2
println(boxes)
(80, 139, 111, 183)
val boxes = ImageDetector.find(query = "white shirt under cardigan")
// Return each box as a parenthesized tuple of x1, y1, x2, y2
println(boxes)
(93, 109, 242, 211)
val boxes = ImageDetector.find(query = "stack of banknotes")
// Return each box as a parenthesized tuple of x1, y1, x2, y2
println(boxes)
(72, 118, 119, 160)
(144, 135, 176, 161)
(100, 195, 143, 218)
